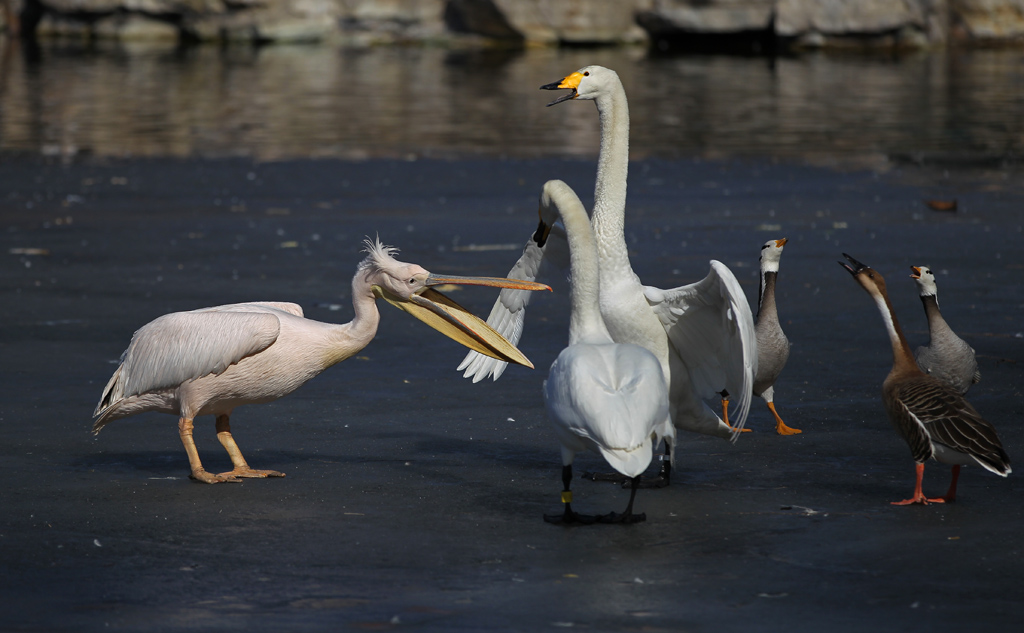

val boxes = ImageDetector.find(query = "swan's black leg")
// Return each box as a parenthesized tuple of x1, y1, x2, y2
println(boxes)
(600, 476, 646, 524)
(544, 464, 595, 525)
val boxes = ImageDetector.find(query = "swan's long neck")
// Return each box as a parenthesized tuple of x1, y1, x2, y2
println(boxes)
(323, 274, 381, 368)
(549, 185, 611, 346)
(591, 82, 631, 279)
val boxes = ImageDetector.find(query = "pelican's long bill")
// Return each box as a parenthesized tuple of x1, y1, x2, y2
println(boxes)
(372, 275, 551, 368)
(540, 71, 583, 107)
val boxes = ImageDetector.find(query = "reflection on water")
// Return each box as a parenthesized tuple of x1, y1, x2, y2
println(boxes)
(0, 40, 1022, 166)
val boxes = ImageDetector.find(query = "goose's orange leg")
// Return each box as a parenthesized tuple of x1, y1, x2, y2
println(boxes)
(892, 463, 946, 505)
(767, 401, 801, 435)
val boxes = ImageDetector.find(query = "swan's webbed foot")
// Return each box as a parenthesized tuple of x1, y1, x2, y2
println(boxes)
(624, 458, 671, 489)
(630, 474, 669, 489)
(582, 471, 628, 484)
(544, 506, 596, 525)
(597, 511, 646, 524)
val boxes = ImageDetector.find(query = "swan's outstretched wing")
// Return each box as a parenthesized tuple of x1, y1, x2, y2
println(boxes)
(645, 260, 757, 432)
(457, 226, 568, 382)
(95, 309, 283, 417)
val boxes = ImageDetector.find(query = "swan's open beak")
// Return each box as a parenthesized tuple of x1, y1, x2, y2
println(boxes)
(910, 266, 922, 280)
(541, 71, 583, 107)
(372, 275, 550, 368)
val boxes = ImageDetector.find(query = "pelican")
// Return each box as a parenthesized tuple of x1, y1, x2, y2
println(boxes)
(459, 65, 756, 485)
(539, 180, 672, 524)
(93, 238, 550, 483)
(839, 254, 1009, 504)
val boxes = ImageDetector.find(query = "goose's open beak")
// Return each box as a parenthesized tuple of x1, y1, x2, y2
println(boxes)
(540, 71, 583, 107)
(775, 237, 788, 248)
(372, 275, 551, 368)
(910, 266, 922, 279)
(839, 253, 869, 276)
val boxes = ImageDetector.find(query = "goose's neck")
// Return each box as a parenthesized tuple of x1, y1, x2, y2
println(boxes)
(758, 270, 779, 322)
(920, 295, 952, 337)
(591, 85, 630, 272)
(871, 290, 918, 375)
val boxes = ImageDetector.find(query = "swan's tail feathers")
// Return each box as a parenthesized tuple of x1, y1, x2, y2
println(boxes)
(598, 437, 654, 480)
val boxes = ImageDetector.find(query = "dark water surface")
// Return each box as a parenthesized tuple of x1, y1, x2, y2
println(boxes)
(2, 41, 1023, 633)
(1, 41, 1023, 166)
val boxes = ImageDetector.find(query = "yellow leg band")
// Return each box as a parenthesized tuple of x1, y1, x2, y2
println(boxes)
(561, 491, 572, 503)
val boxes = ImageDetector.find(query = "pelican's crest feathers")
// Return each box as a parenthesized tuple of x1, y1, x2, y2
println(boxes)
(359, 237, 401, 277)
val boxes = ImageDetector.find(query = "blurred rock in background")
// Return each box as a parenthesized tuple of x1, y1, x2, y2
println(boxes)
(0, 0, 1021, 48)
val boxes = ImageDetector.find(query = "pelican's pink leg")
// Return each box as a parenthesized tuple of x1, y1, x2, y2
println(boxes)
(215, 414, 285, 479)
(179, 417, 237, 484)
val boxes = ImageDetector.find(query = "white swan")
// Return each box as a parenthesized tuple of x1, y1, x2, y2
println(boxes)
(539, 180, 672, 524)
(459, 66, 756, 480)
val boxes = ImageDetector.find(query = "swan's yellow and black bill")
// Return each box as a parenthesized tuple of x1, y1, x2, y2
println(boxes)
(372, 275, 550, 367)
(540, 71, 584, 107)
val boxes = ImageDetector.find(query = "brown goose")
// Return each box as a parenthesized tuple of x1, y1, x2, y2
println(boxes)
(839, 254, 1010, 505)
(910, 266, 980, 394)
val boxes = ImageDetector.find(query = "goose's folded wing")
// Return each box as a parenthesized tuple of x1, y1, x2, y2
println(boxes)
(115, 311, 283, 401)
(457, 225, 568, 383)
(897, 378, 1010, 475)
(646, 260, 757, 432)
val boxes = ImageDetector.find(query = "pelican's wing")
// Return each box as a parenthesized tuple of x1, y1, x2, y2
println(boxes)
(645, 260, 757, 432)
(97, 310, 282, 415)
(457, 225, 568, 383)
(200, 301, 304, 317)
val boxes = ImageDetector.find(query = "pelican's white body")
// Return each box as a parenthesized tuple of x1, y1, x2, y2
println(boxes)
(94, 302, 371, 427)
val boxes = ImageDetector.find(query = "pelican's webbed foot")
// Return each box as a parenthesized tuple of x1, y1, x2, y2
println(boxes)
(218, 467, 285, 479)
(189, 469, 243, 484)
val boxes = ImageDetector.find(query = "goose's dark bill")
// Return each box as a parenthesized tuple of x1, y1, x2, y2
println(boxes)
(839, 253, 870, 275)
